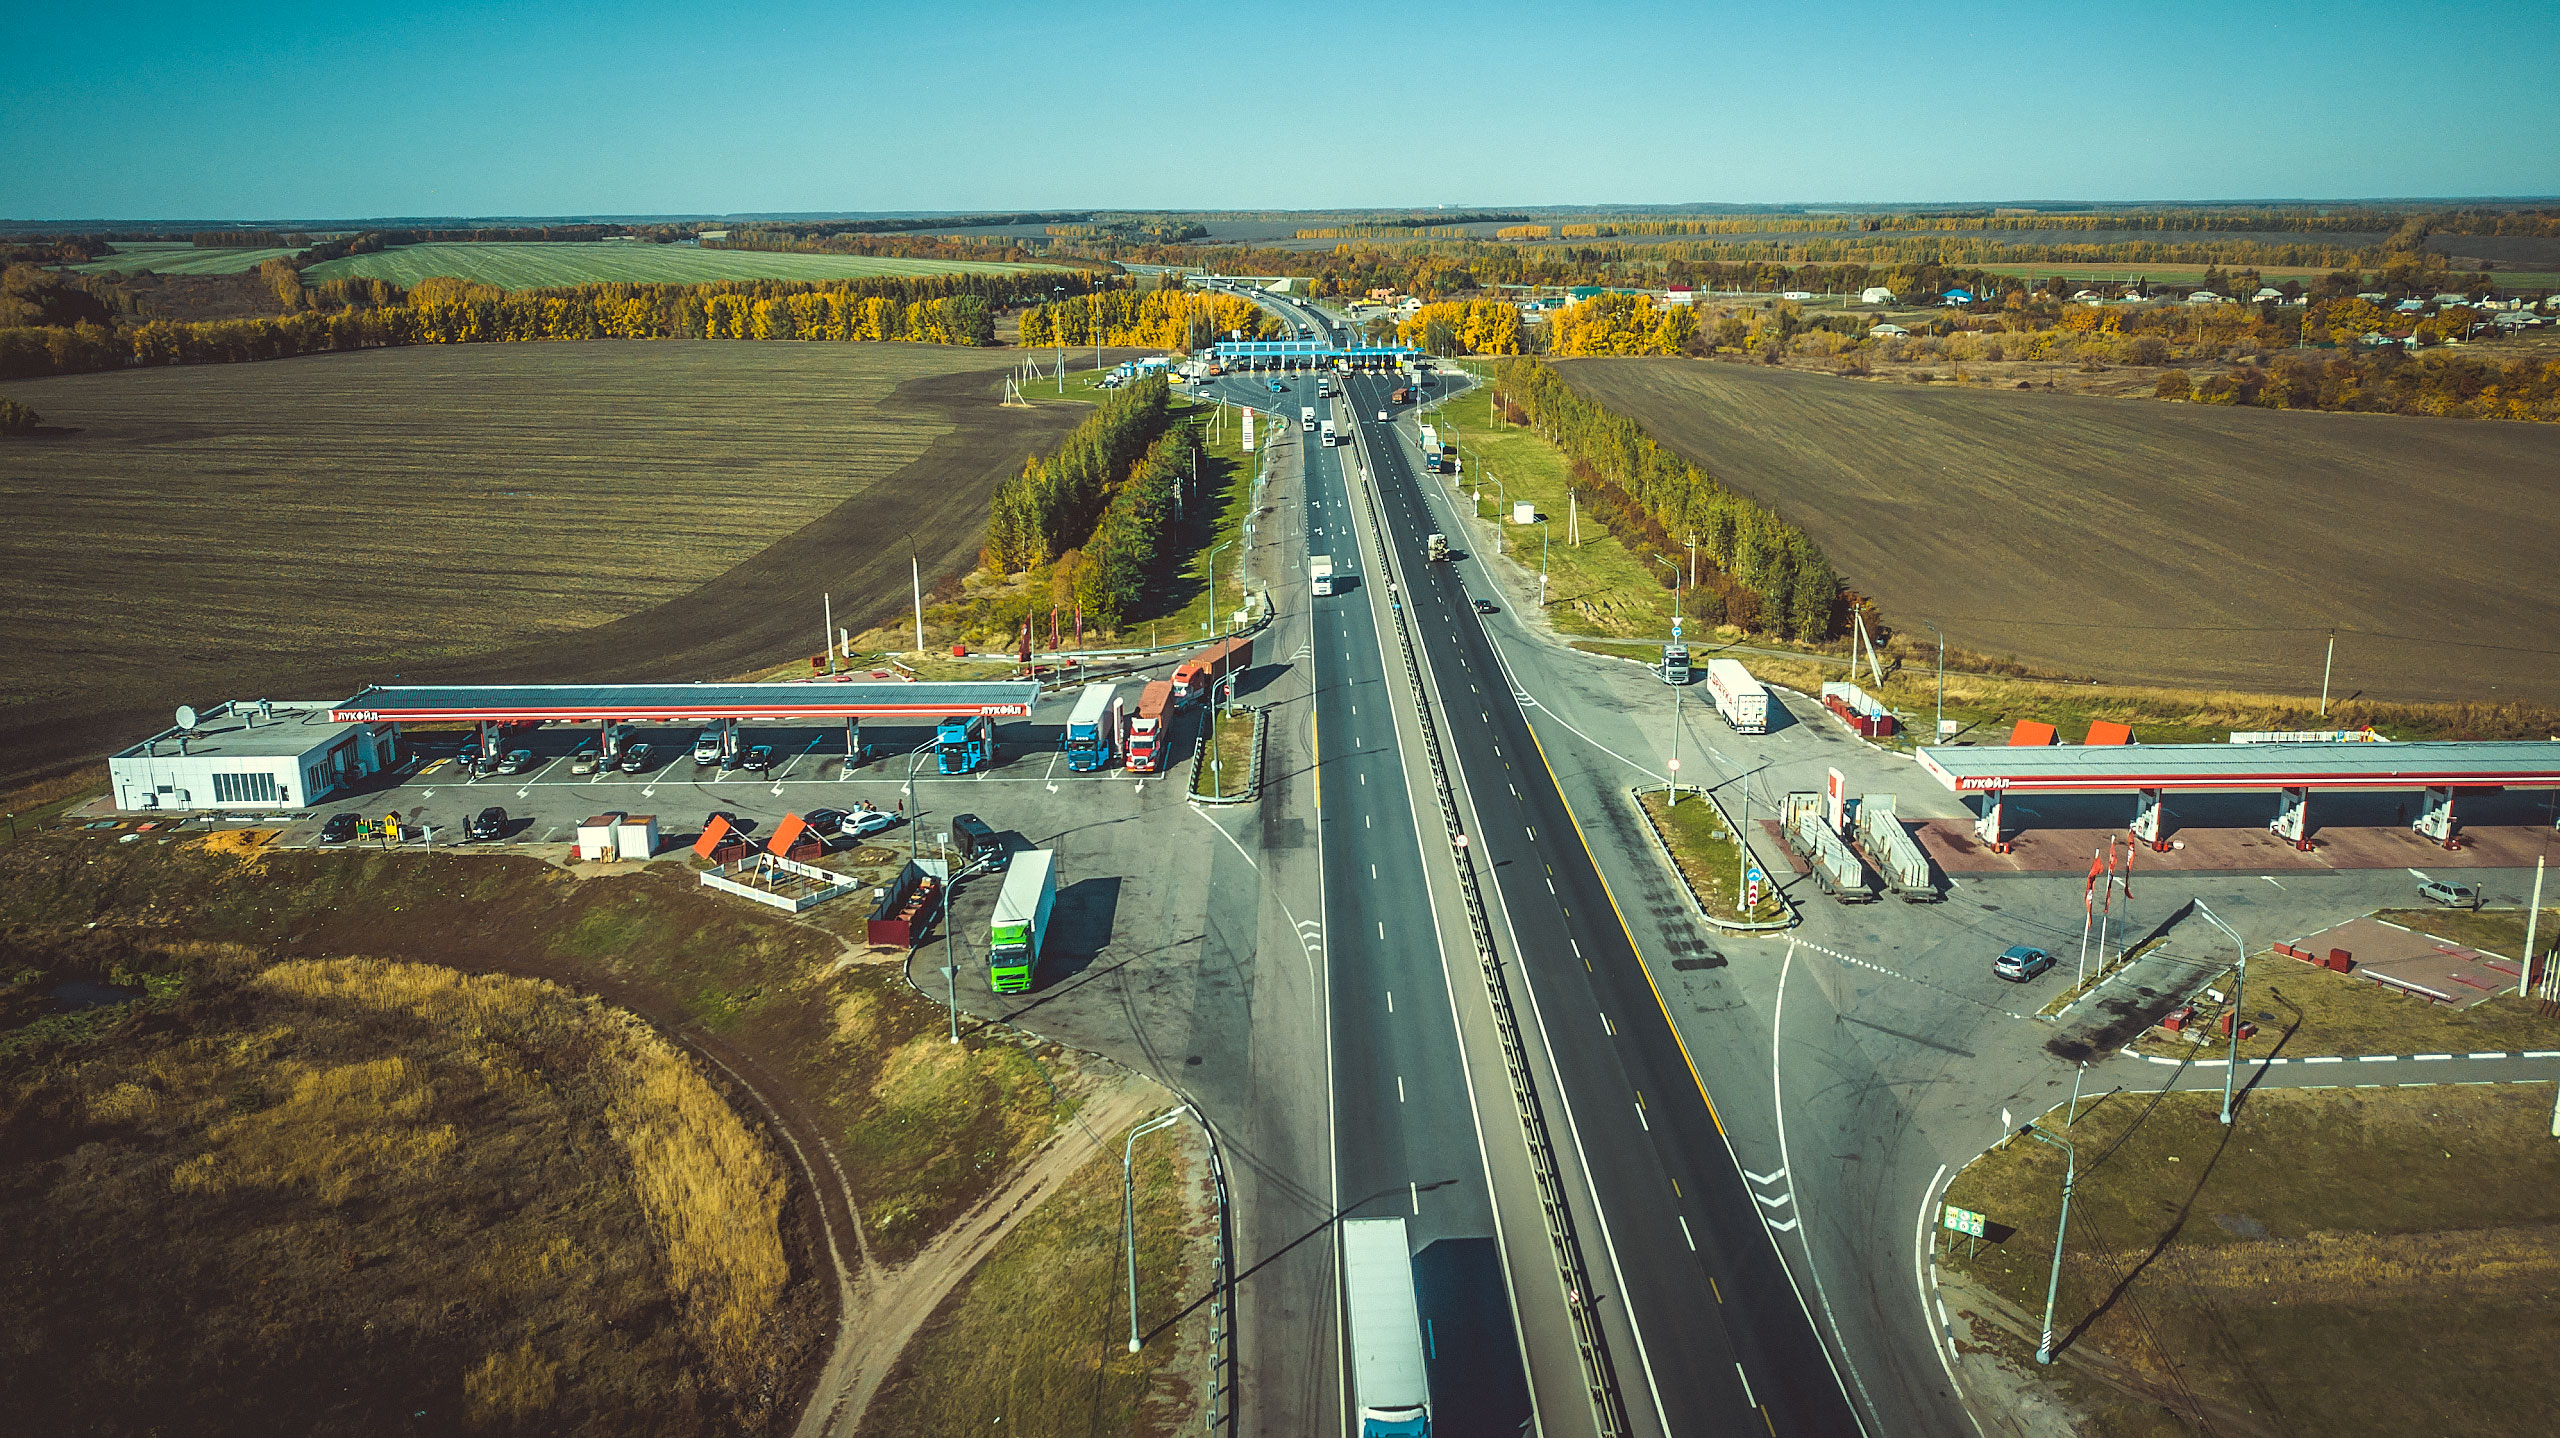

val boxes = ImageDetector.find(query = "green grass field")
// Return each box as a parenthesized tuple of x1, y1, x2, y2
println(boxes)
(300, 241, 1053, 290)
(69, 242, 308, 275)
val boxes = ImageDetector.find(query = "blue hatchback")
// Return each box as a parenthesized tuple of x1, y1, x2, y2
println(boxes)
(1994, 945, 2056, 982)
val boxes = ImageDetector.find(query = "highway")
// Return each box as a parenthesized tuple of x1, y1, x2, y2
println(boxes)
(1330, 365, 1867, 1437)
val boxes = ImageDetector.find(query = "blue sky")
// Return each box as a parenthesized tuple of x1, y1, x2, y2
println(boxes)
(6, 0, 2554, 219)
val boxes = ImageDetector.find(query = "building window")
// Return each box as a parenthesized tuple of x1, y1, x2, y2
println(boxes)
(210, 772, 280, 804)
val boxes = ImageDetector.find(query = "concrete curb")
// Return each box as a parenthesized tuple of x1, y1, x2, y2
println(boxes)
(1187, 708, 1266, 807)
(1623, 782, 1796, 934)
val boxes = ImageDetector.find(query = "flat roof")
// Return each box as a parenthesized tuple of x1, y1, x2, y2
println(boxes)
(115, 703, 370, 761)
(331, 681, 1042, 724)
(1919, 740, 2560, 795)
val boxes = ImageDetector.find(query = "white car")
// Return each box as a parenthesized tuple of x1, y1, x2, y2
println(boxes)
(843, 809, 900, 840)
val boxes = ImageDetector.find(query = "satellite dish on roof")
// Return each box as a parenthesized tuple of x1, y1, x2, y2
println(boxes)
(175, 705, 198, 731)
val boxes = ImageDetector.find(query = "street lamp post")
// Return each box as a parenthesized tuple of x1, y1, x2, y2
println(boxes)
(1123, 1107, 1186, 1352)
(1923, 621, 1946, 742)
(1538, 520, 1551, 607)
(2018, 1123, 2078, 1365)
(2194, 901, 2250, 1125)
(1654, 554, 1684, 806)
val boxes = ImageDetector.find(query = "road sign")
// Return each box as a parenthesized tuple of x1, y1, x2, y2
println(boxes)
(1745, 866, 1765, 910)
(1941, 1204, 1987, 1238)
(1672, 617, 1683, 637)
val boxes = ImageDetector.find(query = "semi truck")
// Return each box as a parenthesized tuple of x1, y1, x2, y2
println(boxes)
(1171, 633, 1254, 708)
(986, 848, 1056, 994)
(1418, 425, 1448, 474)
(1302, 405, 1317, 432)
(1389, 385, 1412, 404)
(1342, 1217, 1432, 1437)
(1062, 682, 1118, 772)
(1321, 419, 1338, 448)
(935, 713, 996, 773)
(1311, 554, 1335, 596)
(1123, 680, 1174, 773)
(1425, 533, 1448, 562)
(1662, 642, 1692, 685)
(1706, 658, 1769, 734)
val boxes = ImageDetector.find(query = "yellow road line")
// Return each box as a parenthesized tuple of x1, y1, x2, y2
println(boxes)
(1523, 718, 1727, 1140)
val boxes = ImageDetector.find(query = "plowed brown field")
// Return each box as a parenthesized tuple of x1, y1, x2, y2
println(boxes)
(1554, 358, 2560, 704)
(0, 343, 1085, 782)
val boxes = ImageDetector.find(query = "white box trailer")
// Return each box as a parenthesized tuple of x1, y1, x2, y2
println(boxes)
(1311, 555, 1335, 597)
(1706, 658, 1770, 734)
(1302, 405, 1318, 432)
(1342, 1217, 1432, 1437)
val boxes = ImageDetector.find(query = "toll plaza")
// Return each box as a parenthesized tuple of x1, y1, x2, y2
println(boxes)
(1918, 739, 2560, 852)
(1203, 339, 1423, 371)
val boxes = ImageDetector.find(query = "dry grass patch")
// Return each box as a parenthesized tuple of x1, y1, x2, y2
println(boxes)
(1942, 1085, 2560, 1437)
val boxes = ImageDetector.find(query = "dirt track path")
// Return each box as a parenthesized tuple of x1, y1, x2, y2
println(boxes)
(794, 1072, 1164, 1438)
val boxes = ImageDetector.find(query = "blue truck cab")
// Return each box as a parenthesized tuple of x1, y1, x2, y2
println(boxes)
(935, 714, 994, 774)
(1062, 683, 1118, 773)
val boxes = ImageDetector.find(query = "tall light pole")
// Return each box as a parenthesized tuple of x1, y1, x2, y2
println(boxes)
(1654, 554, 1684, 806)
(1538, 519, 1551, 608)
(1123, 1107, 1186, 1352)
(2018, 1123, 2077, 1365)
(1924, 620, 1946, 742)
(2194, 901, 2250, 1125)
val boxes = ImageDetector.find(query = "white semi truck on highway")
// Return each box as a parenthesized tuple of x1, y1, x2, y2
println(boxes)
(1342, 1217, 1432, 1437)
(1310, 555, 1335, 597)
(1302, 405, 1317, 432)
(1706, 658, 1770, 734)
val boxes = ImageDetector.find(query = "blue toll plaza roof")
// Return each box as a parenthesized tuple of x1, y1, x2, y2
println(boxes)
(331, 681, 1043, 725)
(1919, 740, 2560, 796)
(1205, 339, 1422, 363)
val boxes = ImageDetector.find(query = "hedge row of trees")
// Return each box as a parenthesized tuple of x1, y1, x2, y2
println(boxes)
(1015, 288, 1279, 350)
(1394, 301, 1524, 354)
(1493, 359, 1838, 639)
(0, 271, 1083, 379)
(1546, 294, 1698, 356)
(1071, 427, 1193, 628)
(982, 376, 1171, 574)
(2155, 350, 2560, 421)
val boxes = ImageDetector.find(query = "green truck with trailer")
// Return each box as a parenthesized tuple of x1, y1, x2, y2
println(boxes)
(986, 848, 1056, 993)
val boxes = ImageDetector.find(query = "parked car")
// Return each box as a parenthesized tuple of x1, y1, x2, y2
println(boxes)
(456, 743, 480, 770)
(843, 809, 900, 840)
(570, 751, 599, 775)
(468, 806, 508, 841)
(495, 748, 534, 775)
(742, 745, 775, 772)
(618, 742, 653, 774)
(1993, 945, 2056, 982)
(950, 812, 1003, 869)
(1472, 598, 1498, 614)
(319, 813, 359, 844)
(800, 808, 849, 840)
(2418, 878, 2482, 909)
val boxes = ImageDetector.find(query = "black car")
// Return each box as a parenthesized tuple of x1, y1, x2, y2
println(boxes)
(319, 813, 359, 844)
(800, 808, 848, 839)
(1472, 598, 1498, 614)
(742, 745, 775, 773)
(468, 806, 508, 841)
(618, 742, 653, 774)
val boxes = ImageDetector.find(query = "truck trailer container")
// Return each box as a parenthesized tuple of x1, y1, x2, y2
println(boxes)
(935, 713, 996, 774)
(1706, 658, 1769, 734)
(1302, 405, 1317, 432)
(1123, 681, 1174, 773)
(986, 848, 1057, 994)
(1062, 682, 1118, 772)
(1171, 633, 1254, 708)
(1321, 419, 1338, 448)
(1342, 1218, 1432, 1437)
(1310, 555, 1335, 596)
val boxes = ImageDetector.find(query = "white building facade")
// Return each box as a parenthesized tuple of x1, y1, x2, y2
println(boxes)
(110, 701, 402, 812)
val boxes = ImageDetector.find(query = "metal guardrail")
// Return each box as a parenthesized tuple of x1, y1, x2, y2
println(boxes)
(1781, 792, 1873, 902)
(1347, 424, 1632, 1438)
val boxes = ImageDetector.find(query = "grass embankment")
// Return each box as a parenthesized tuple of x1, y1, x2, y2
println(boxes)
(1190, 707, 1258, 799)
(2130, 908, 2560, 1060)
(1424, 377, 1682, 639)
(1639, 789, 1782, 923)
(860, 1126, 1205, 1438)
(1941, 1086, 2560, 1437)
(0, 936, 808, 1435)
(0, 832, 1065, 1264)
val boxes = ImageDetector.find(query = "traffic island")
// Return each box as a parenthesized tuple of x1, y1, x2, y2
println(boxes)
(1936, 1085, 2560, 1437)
(1188, 707, 1264, 804)
(1631, 784, 1791, 930)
